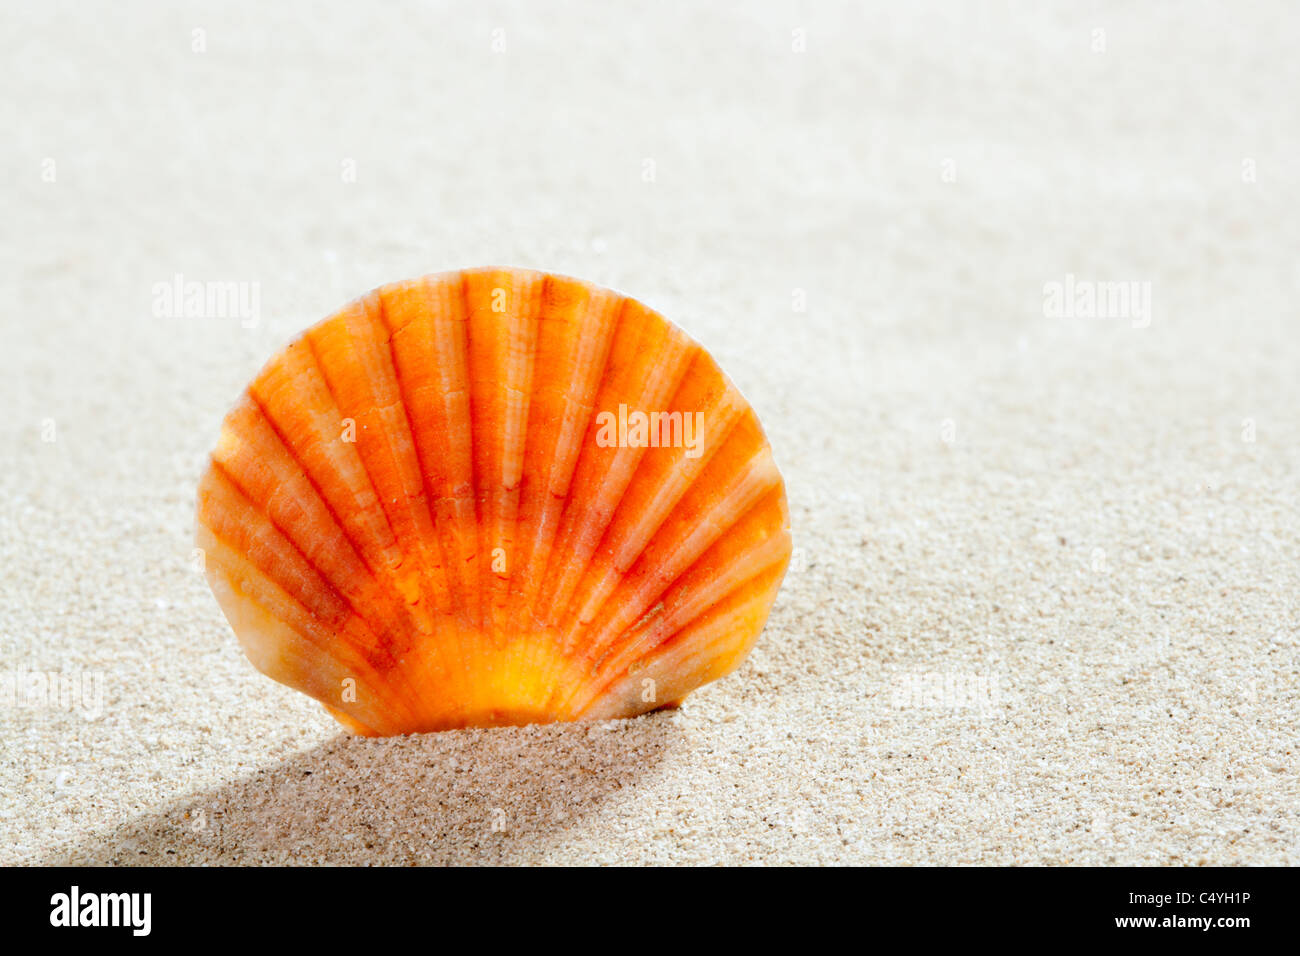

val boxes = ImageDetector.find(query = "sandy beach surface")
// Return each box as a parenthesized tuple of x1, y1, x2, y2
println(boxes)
(3, 1, 1298, 865)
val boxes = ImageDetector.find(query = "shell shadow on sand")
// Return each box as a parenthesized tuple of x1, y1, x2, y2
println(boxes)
(39, 714, 678, 865)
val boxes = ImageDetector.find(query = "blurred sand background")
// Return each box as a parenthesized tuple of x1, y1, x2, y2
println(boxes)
(3, 0, 1298, 865)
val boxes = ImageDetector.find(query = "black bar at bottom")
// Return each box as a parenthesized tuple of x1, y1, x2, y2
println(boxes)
(0, 865, 1283, 943)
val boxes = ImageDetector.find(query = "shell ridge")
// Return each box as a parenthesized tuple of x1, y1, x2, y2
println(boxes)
(198, 467, 422, 729)
(201, 544, 418, 734)
(562, 378, 748, 640)
(540, 328, 699, 626)
(290, 332, 430, 718)
(546, 443, 784, 710)
(512, 285, 627, 704)
(558, 509, 791, 715)
(479, 271, 546, 713)
(510, 291, 626, 629)
(455, 273, 484, 628)
(533, 321, 700, 704)
(239, 391, 423, 656)
(378, 273, 480, 721)
(545, 337, 701, 629)
(211, 396, 381, 610)
(275, 338, 406, 572)
(202, 461, 356, 631)
(425, 271, 481, 714)
(576, 559, 788, 721)
(372, 286, 467, 726)
(490, 272, 555, 703)
(482, 270, 543, 636)
(424, 272, 477, 625)
(607, 446, 784, 638)
(325, 296, 450, 616)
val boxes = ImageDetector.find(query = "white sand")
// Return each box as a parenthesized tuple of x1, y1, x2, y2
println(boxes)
(3, 1, 1298, 865)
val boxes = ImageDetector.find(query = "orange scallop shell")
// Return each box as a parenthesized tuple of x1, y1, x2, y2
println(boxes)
(196, 267, 791, 735)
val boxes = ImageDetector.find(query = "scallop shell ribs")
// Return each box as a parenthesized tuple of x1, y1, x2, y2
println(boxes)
(196, 267, 791, 734)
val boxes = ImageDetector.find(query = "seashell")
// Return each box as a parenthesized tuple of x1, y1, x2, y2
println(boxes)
(196, 267, 791, 734)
